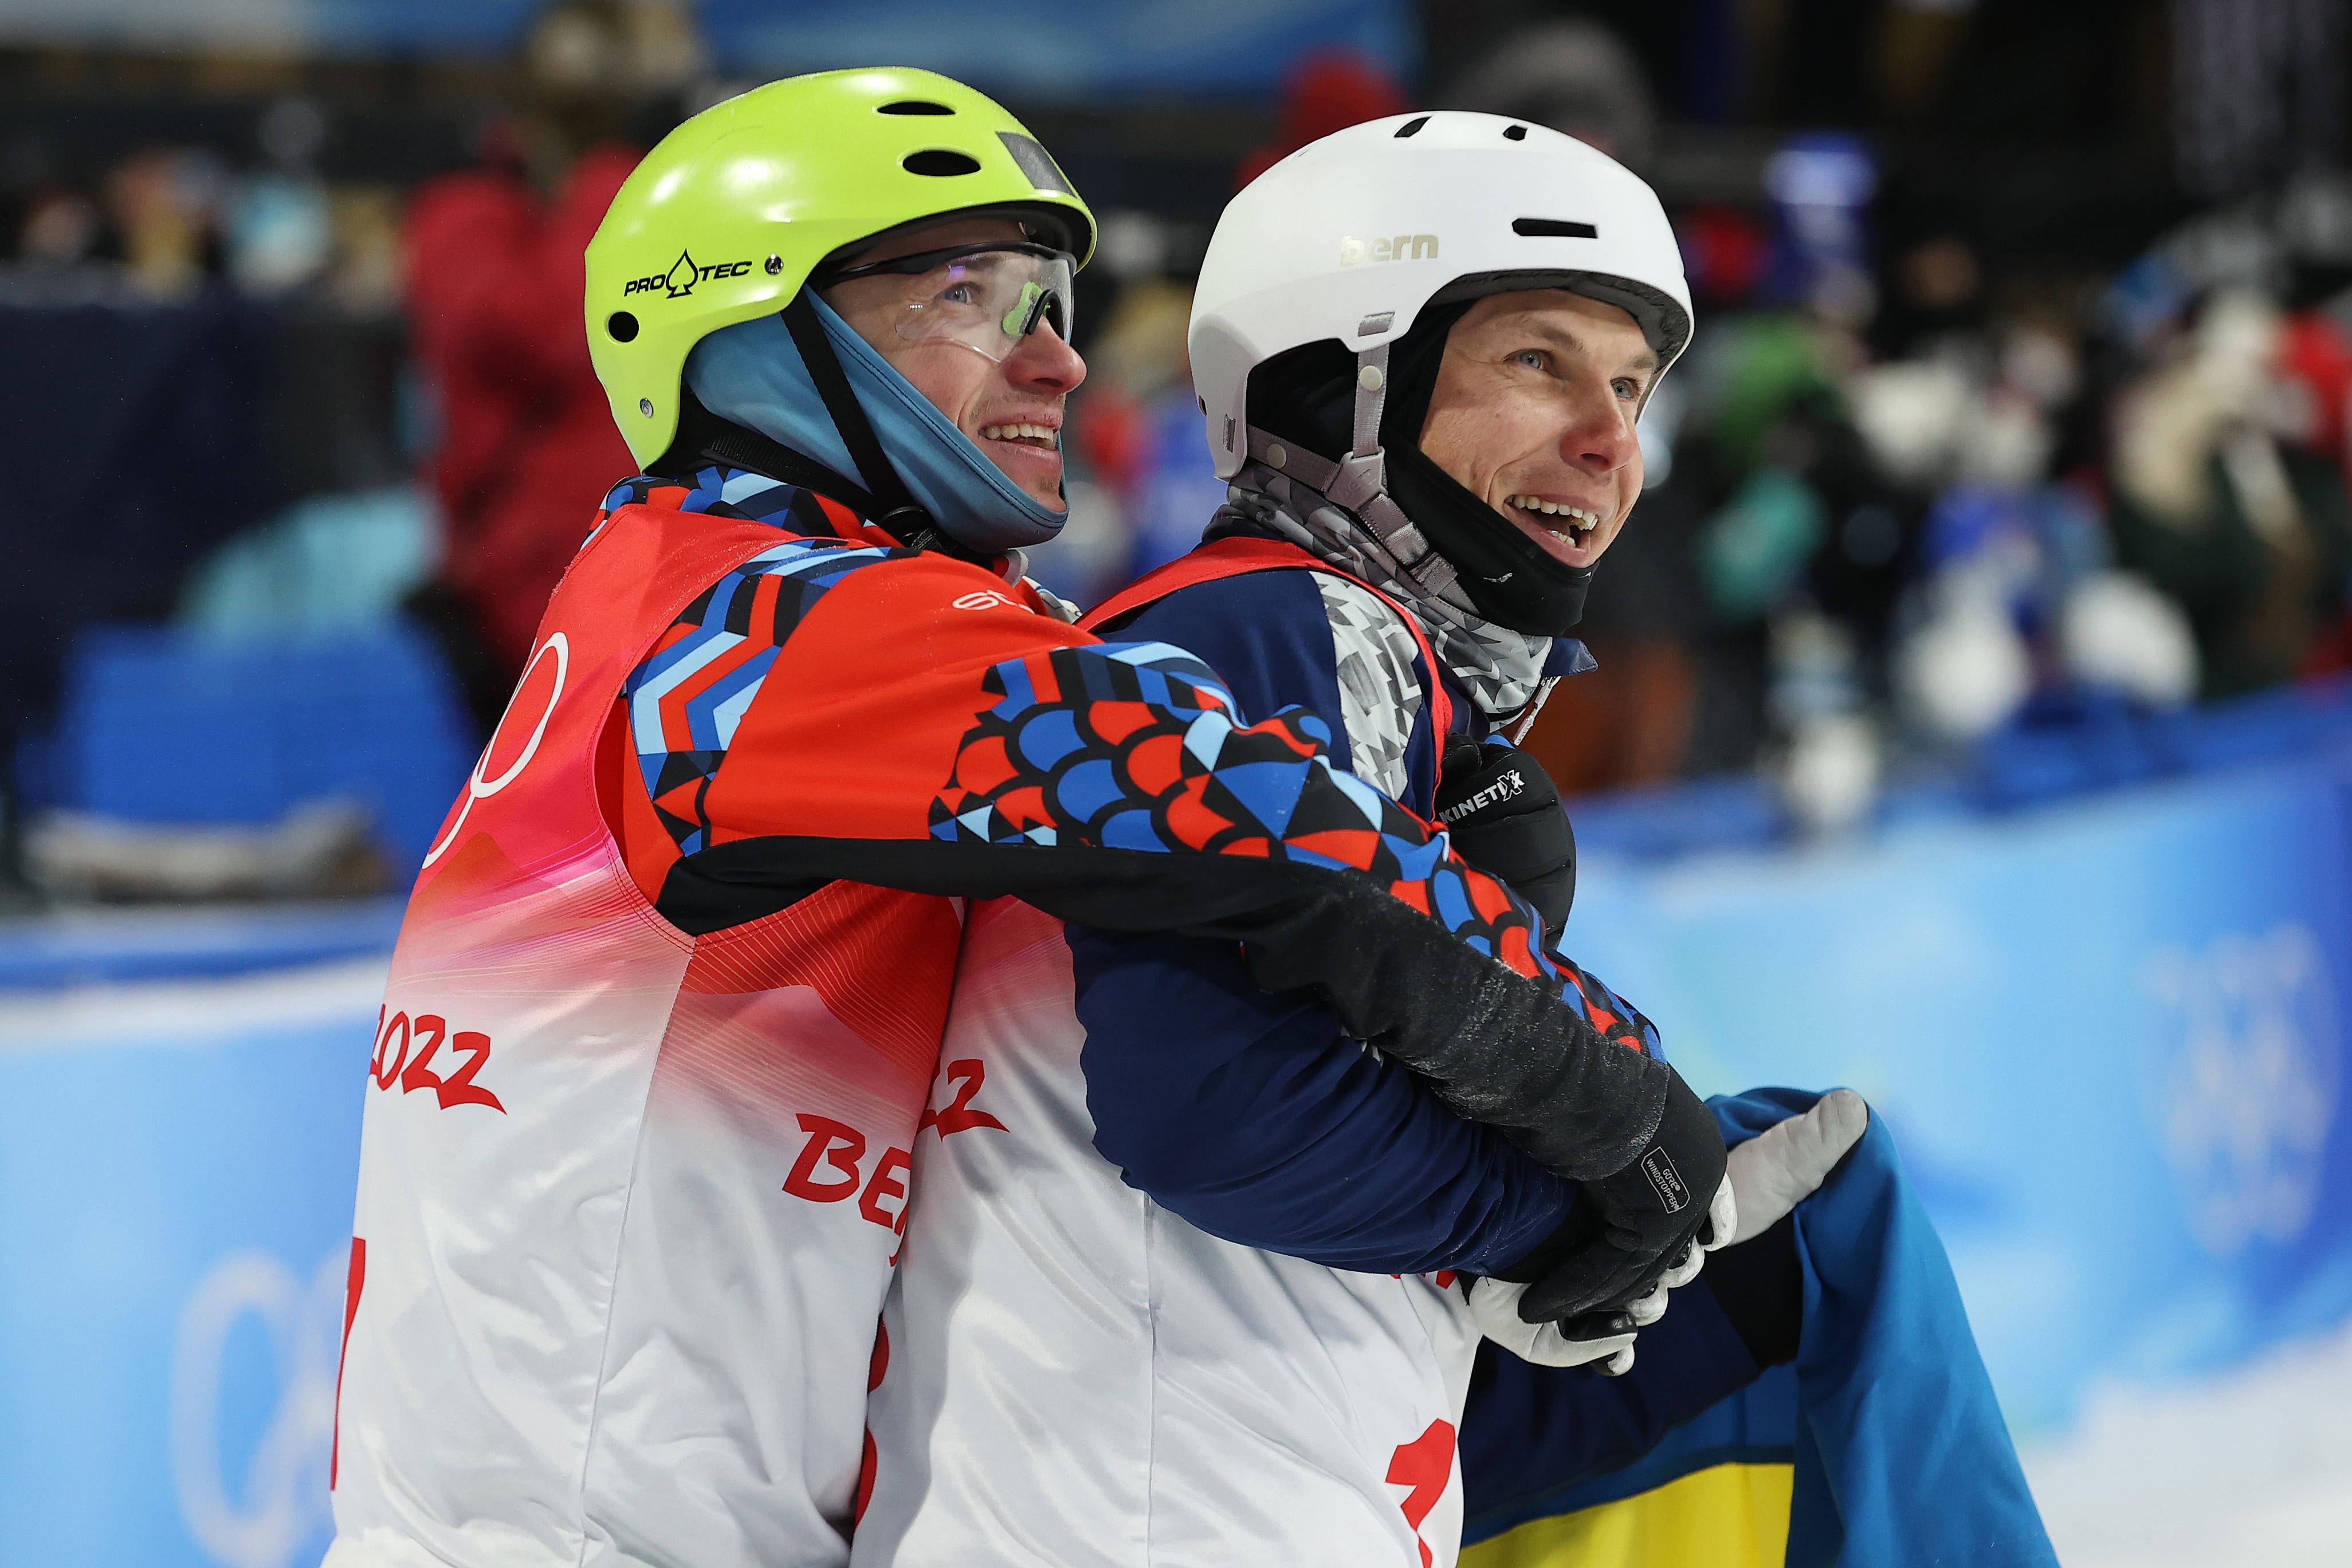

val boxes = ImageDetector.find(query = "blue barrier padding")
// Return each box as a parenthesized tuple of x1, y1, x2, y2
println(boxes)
(0, 975, 374, 1568)
(53, 621, 474, 873)
(1572, 675, 2352, 861)
(1562, 742, 2352, 1436)
(1567, 773, 1786, 862)
(0, 899, 406, 991)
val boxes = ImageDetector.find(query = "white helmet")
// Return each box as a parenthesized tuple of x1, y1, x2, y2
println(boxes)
(1188, 112, 1693, 634)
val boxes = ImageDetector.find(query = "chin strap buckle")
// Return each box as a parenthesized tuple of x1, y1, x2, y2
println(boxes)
(1325, 343, 1393, 510)
(1325, 451, 1385, 512)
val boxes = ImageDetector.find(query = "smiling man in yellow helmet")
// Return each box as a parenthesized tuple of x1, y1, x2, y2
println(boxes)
(326, 68, 1726, 1568)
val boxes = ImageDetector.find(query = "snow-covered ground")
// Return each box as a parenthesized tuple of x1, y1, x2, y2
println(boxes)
(2024, 1315, 2352, 1566)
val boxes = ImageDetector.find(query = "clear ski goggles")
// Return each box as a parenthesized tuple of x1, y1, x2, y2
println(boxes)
(820, 242, 1076, 363)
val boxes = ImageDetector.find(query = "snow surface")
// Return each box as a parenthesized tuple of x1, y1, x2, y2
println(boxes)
(2024, 1314, 2352, 1566)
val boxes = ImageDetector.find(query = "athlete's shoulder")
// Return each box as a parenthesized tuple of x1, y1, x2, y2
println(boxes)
(1117, 560, 1335, 645)
(1121, 556, 1431, 800)
(612, 558, 1094, 916)
(1095, 565, 1337, 750)
(586, 469, 1025, 636)
(1108, 552, 1421, 690)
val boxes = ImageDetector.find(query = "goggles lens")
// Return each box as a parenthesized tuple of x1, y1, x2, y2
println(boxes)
(829, 243, 1075, 363)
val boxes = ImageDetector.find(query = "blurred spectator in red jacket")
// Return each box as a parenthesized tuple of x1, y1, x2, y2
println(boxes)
(404, 0, 702, 726)
(1234, 52, 1407, 191)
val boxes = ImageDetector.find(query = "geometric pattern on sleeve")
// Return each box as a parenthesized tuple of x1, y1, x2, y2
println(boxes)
(611, 465, 908, 855)
(929, 639, 1556, 980)
(1551, 957, 1666, 1061)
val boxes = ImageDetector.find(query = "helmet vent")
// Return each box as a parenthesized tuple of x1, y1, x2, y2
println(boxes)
(606, 312, 639, 343)
(903, 149, 982, 176)
(1393, 116, 1430, 139)
(1503, 124, 1528, 141)
(1513, 218, 1599, 239)
(878, 100, 953, 115)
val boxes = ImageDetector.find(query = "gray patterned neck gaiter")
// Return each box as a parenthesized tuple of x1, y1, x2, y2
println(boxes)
(1214, 463, 1553, 718)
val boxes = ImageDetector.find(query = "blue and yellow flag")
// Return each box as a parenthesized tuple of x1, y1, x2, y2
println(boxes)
(1460, 1090, 2057, 1568)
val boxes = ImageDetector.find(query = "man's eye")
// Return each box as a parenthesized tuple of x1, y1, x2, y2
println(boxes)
(938, 282, 980, 306)
(1511, 349, 1548, 371)
(1613, 378, 1643, 400)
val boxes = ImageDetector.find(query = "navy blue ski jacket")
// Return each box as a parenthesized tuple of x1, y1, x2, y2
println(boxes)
(1070, 564, 1582, 1276)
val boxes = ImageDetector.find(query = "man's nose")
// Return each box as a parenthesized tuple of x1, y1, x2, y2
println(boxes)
(1004, 320, 1085, 395)
(1560, 388, 1638, 474)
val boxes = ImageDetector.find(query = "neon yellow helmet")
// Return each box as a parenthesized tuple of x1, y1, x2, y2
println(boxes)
(586, 67, 1095, 470)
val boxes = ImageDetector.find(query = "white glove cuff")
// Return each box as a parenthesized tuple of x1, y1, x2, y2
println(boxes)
(1468, 1277, 1639, 1370)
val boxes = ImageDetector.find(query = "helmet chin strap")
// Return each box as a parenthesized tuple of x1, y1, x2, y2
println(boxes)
(778, 289, 952, 551)
(1316, 342, 1388, 512)
(1297, 340, 1467, 608)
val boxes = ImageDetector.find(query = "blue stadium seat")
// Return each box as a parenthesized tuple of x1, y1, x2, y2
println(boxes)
(52, 620, 476, 871)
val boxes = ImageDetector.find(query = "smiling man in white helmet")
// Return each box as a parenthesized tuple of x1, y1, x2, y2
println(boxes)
(1162, 115, 1737, 1333)
(1064, 112, 2049, 1568)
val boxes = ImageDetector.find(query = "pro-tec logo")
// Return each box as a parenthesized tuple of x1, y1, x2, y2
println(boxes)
(625, 250, 754, 298)
(1640, 1147, 1691, 1213)
(1340, 233, 1439, 266)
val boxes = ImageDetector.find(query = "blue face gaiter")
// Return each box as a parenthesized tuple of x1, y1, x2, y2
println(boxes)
(682, 292, 1068, 552)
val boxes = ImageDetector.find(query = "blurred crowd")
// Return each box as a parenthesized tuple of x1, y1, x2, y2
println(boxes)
(10, 0, 2352, 870)
(1524, 148, 2352, 826)
(2, 95, 400, 309)
(1039, 33, 2352, 828)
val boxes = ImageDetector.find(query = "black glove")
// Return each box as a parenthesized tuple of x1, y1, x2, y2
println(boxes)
(1507, 1067, 1730, 1321)
(1434, 736, 1575, 940)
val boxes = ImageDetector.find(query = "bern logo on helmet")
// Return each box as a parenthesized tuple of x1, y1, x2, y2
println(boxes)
(623, 249, 755, 298)
(1338, 234, 1439, 267)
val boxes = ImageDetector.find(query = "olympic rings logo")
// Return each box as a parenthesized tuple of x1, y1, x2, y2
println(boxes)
(2144, 923, 2343, 1256)
(170, 1249, 345, 1568)
(422, 632, 569, 869)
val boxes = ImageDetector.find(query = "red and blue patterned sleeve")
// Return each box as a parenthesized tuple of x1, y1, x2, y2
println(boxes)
(615, 521, 1671, 1182)
(1058, 571, 1569, 1274)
